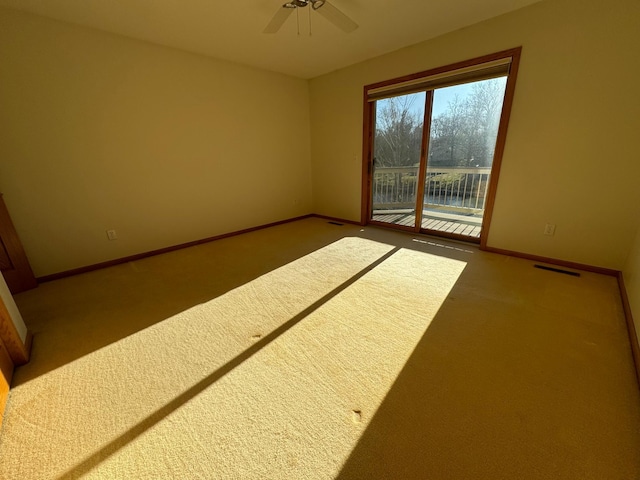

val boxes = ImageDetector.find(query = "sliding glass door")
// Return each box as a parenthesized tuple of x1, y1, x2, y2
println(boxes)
(370, 92, 426, 229)
(422, 78, 506, 239)
(364, 49, 520, 244)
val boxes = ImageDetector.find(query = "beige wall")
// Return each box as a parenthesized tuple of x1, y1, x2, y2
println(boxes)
(2, 0, 639, 277)
(310, 0, 640, 270)
(624, 224, 640, 347)
(0, 8, 312, 277)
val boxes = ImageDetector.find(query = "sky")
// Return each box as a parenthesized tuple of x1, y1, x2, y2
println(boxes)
(398, 83, 475, 121)
(376, 77, 508, 136)
(388, 79, 501, 122)
(432, 83, 474, 118)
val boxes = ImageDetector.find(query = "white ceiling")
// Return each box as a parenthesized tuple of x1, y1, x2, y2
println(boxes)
(0, 0, 541, 79)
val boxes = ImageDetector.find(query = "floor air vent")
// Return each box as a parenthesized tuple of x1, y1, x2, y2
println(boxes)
(328, 221, 344, 226)
(534, 264, 580, 277)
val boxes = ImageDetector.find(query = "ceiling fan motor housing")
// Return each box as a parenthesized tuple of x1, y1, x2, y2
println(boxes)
(288, 0, 326, 8)
(266, 0, 357, 34)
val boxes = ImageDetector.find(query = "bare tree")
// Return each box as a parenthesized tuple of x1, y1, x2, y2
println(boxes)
(430, 94, 467, 166)
(373, 95, 423, 167)
(429, 78, 506, 167)
(373, 78, 506, 169)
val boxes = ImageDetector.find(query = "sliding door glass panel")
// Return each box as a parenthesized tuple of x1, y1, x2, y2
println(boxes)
(371, 92, 426, 229)
(422, 77, 507, 238)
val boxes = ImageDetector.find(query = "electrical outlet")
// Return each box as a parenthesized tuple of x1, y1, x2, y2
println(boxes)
(106, 229, 118, 240)
(543, 224, 556, 236)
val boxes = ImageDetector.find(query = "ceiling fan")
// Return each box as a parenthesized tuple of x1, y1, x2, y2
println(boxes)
(263, 0, 358, 34)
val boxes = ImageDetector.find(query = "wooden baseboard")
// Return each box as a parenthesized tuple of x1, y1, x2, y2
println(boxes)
(37, 215, 314, 283)
(618, 272, 640, 389)
(36, 213, 368, 284)
(481, 245, 619, 277)
(35, 215, 619, 281)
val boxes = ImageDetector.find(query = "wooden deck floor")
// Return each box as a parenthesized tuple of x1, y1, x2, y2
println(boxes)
(372, 211, 482, 238)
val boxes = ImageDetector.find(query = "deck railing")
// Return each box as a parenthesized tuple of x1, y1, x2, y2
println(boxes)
(372, 166, 492, 213)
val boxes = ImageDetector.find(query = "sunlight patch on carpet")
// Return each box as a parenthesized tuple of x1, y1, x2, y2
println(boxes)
(0, 237, 466, 479)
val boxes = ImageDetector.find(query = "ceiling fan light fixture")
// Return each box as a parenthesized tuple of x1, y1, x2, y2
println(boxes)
(264, 0, 358, 34)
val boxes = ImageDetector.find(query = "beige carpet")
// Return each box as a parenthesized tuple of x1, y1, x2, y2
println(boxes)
(0, 218, 639, 479)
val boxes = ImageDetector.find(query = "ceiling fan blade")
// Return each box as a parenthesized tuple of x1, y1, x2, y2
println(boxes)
(315, 1, 358, 33)
(263, 5, 295, 34)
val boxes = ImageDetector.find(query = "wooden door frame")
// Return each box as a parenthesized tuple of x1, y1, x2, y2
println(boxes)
(0, 333, 13, 421)
(0, 293, 31, 366)
(361, 47, 522, 246)
(0, 194, 37, 293)
(478, 48, 522, 248)
(0, 290, 31, 420)
(412, 90, 434, 233)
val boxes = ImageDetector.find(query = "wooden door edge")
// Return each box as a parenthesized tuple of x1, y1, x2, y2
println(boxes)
(0, 295, 31, 365)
